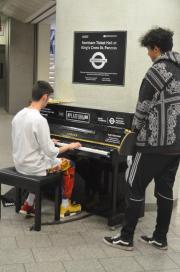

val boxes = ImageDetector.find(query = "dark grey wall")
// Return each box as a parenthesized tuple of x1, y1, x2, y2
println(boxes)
(0, 45, 5, 107)
(7, 18, 35, 114)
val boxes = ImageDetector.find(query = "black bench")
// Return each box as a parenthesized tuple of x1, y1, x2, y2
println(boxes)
(0, 167, 62, 231)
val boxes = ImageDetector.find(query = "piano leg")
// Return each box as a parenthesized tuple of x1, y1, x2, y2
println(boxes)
(108, 154, 125, 227)
(108, 155, 145, 227)
(112, 160, 118, 218)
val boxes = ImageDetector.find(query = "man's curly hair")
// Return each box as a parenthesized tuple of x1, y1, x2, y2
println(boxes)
(139, 27, 174, 52)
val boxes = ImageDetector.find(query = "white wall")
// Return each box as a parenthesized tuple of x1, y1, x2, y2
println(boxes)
(1, 3, 179, 111)
(55, 0, 180, 111)
(0, 46, 5, 106)
(0, 36, 5, 44)
(0, 15, 6, 45)
(55, 0, 180, 206)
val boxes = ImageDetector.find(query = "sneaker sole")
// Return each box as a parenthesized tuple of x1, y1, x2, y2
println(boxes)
(139, 237, 168, 250)
(19, 210, 27, 215)
(103, 238, 133, 251)
(60, 211, 81, 218)
(19, 210, 35, 217)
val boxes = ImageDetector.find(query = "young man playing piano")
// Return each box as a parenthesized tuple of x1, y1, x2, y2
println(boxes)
(103, 27, 180, 250)
(12, 80, 82, 218)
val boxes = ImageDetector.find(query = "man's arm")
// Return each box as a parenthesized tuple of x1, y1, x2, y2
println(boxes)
(36, 119, 81, 158)
(52, 138, 81, 153)
(132, 78, 156, 134)
(35, 119, 59, 159)
(58, 142, 81, 153)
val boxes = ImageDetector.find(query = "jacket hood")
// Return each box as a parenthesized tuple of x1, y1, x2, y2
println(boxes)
(155, 51, 180, 66)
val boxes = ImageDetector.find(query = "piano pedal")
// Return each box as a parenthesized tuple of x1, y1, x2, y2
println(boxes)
(85, 194, 100, 210)
(108, 213, 125, 228)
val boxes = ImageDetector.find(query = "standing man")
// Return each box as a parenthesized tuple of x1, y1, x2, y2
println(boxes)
(12, 81, 82, 218)
(103, 27, 180, 250)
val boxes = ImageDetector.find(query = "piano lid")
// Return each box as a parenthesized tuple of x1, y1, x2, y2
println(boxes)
(41, 103, 134, 147)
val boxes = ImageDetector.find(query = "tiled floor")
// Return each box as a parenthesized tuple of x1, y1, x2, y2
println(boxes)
(1, 108, 180, 272)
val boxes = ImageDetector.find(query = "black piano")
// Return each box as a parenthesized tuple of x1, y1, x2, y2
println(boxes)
(41, 103, 134, 226)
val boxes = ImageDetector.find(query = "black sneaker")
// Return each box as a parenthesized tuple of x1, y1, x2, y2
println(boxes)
(103, 234, 133, 251)
(140, 235, 168, 250)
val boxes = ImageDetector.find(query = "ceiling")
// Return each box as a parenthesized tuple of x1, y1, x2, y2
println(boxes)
(0, 0, 56, 23)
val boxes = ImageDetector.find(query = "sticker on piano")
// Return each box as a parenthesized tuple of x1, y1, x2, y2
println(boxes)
(108, 118, 115, 125)
(107, 117, 125, 126)
(66, 111, 90, 123)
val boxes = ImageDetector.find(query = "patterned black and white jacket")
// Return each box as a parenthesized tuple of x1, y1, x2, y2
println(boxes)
(132, 51, 180, 154)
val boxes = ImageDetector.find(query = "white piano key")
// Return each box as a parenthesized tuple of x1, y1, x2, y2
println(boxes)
(56, 142, 110, 157)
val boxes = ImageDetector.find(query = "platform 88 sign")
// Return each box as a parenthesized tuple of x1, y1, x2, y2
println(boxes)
(73, 31, 127, 86)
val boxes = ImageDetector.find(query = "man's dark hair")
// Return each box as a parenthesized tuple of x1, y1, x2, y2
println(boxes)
(32, 81, 54, 101)
(140, 27, 174, 52)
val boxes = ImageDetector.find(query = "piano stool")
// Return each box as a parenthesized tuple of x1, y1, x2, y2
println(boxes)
(0, 167, 62, 231)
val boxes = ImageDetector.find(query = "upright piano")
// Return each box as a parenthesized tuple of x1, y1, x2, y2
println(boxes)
(41, 103, 134, 225)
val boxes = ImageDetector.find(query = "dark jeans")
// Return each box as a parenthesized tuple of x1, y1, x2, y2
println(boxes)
(121, 152, 180, 242)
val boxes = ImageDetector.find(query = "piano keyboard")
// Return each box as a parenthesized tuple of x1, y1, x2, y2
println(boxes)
(56, 142, 111, 157)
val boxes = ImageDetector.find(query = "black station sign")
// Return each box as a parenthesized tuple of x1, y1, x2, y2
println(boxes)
(73, 31, 127, 86)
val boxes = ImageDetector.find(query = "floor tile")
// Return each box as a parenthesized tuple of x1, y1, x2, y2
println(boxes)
(25, 262, 66, 272)
(168, 238, 180, 252)
(63, 259, 105, 272)
(148, 270, 180, 272)
(49, 233, 86, 247)
(99, 256, 143, 272)
(0, 237, 17, 250)
(135, 253, 178, 270)
(168, 252, 180, 266)
(0, 264, 25, 272)
(16, 233, 52, 248)
(32, 247, 71, 262)
(67, 244, 106, 260)
(0, 249, 34, 265)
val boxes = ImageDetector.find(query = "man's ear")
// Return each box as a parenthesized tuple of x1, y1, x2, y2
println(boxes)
(154, 46, 161, 53)
(42, 94, 48, 101)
